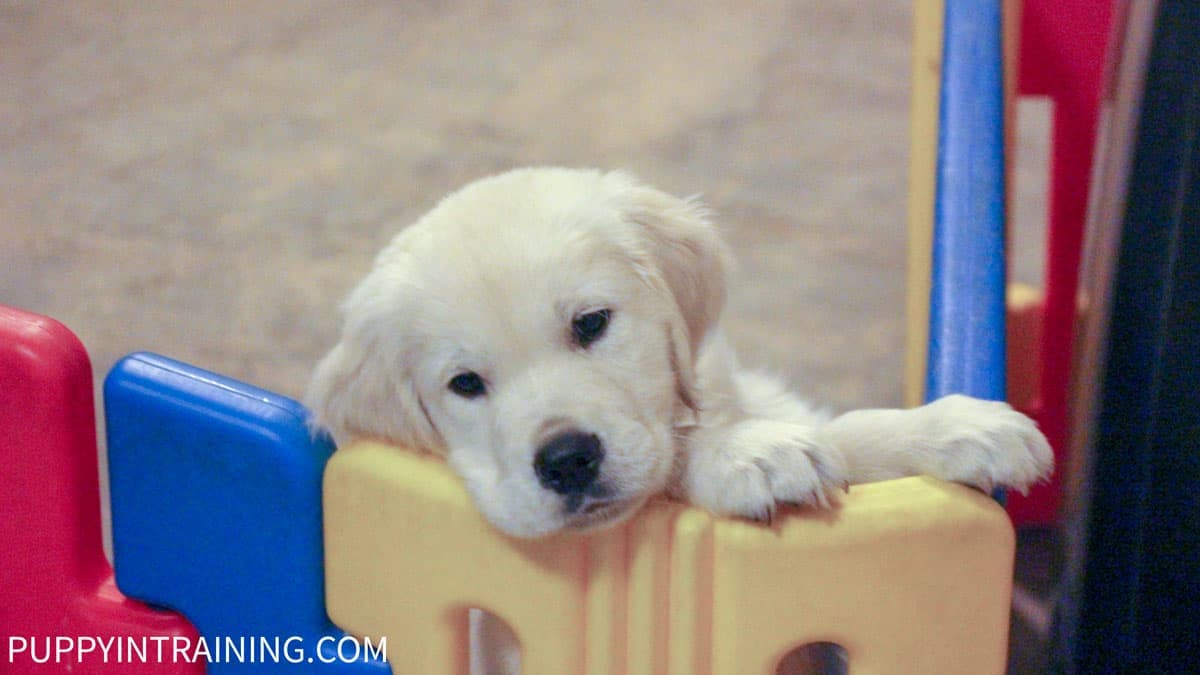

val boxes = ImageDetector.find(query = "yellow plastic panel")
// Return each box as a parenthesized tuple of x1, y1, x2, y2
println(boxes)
(905, 0, 945, 407)
(323, 443, 593, 675)
(707, 477, 1014, 675)
(325, 442, 1014, 675)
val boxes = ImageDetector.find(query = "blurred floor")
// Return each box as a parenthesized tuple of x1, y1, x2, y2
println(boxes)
(1, 1, 1056, 672)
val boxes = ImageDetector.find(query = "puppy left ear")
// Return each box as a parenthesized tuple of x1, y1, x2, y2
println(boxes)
(609, 172, 734, 358)
(607, 172, 734, 418)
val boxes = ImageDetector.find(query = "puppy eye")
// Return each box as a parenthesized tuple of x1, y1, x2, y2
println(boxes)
(572, 309, 611, 348)
(448, 372, 487, 399)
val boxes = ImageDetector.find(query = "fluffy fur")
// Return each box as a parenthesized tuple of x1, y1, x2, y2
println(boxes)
(307, 167, 1053, 539)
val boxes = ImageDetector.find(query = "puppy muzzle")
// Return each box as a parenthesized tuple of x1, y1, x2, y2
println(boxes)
(534, 430, 605, 508)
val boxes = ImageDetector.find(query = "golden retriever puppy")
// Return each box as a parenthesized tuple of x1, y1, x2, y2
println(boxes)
(307, 167, 1052, 539)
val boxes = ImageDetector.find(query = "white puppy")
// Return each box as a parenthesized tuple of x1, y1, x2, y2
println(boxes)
(307, 167, 1052, 539)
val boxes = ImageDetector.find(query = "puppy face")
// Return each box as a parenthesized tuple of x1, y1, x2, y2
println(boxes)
(307, 168, 730, 537)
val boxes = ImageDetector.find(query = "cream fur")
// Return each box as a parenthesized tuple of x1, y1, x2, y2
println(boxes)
(307, 167, 1053, 539)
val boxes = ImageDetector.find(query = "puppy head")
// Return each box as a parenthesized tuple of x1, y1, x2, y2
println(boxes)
(306, 168, 731, 537)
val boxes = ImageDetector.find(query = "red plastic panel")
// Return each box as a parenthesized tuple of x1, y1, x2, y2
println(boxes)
(0, 304, 203, 674)
(1009, 0, 1114, 526)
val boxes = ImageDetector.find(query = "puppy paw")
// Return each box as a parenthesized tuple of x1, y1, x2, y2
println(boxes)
(915, 394, 1054, 494)
(684, 419, 848, 521)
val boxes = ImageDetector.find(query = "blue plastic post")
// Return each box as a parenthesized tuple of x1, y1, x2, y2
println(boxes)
(927, 0, 1008, 404)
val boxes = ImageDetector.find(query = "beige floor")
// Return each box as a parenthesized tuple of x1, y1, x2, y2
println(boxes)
(2, 2, 1051, 672)
(2, 0, 925, 411)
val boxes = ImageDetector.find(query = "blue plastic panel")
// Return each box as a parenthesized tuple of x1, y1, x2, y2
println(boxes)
(105, 352, 390, 673)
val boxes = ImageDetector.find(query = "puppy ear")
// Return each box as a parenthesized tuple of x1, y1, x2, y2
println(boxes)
(305, 272, 441, 451)
(608, 172, 734, 421)
(613, 174, 734, 357)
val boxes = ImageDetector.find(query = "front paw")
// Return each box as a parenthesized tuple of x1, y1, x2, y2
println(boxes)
(684, 420, 848, 521)
(917, 394, 1054, 494)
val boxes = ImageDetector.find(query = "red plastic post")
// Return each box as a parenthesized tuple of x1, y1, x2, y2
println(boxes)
(0, 304, 204, 673)
(1008, 0, 1114, 525)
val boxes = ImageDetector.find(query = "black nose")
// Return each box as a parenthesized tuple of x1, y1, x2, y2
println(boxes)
(534, 431, 604, 496)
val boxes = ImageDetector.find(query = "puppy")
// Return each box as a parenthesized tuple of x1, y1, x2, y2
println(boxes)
(307, 167, 1052, 539)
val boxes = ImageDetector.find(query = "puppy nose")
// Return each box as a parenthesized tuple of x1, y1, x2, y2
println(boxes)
(534, 431, 604, 496)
